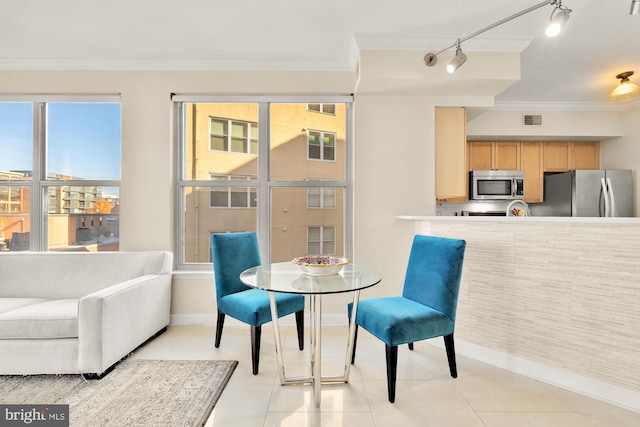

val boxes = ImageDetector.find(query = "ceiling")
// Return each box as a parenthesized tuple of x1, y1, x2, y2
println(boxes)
(2, 0, 639, 110)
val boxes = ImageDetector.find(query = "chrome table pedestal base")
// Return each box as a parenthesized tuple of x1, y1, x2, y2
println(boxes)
(269, 290, 361, 407)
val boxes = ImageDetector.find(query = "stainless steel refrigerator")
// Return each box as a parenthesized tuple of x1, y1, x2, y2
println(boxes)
(534, 170, 633, 217)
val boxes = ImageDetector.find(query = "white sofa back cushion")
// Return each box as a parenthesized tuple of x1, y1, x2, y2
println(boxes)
(0, 251, 172, 299)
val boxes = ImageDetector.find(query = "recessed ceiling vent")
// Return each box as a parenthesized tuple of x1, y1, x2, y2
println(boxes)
(523, 114, 543, 126)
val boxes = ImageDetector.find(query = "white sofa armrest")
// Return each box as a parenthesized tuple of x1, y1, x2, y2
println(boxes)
(77, 273, 171, 374)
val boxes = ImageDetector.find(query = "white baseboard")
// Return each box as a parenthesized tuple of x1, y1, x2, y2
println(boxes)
(430, 338, 640, 414)
(170, 314, 640, 413)
(170, 313, 348, 327)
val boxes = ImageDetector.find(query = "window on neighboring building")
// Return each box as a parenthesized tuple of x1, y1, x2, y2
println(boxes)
(210, 117, 258, 155)
(0, 99, 121, 252)
(209, 175, 257, 208)
(307, 225, 336, 255)
(307, 104, 336, 115)
(308, 130, 336, 161)
(307, 187, 336, 209)
(175, 97, 352, 266)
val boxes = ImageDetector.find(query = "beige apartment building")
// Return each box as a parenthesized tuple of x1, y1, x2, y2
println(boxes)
(184, 103, 346, 263)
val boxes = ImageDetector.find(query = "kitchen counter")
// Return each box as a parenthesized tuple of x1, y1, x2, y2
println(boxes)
(399, 215, 640, 411)
(398, 215, 640, 223)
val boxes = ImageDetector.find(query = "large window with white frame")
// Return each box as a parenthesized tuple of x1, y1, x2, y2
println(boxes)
(174, 96, 352, 267)
(0, 98, 121, 252)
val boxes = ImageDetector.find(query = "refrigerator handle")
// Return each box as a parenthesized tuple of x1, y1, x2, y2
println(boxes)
(601, 178, 610, 217)
(607, 177, 616, 217)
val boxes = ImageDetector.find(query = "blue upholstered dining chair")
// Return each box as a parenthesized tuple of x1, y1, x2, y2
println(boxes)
(349, 234, 466, 402)
(211, 232, 305, 375)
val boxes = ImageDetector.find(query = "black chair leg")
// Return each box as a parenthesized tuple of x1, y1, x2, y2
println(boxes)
(350, 325, 359, 364)
(251, 325, 262, 375)
(385, 345, 398, 403)
(214, 311, 225, 348)
(295, 310, 304, 351)
(444, 333, 457, 378)
(408, 342, 414, 350)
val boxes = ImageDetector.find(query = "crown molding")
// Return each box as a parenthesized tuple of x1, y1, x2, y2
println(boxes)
(0, 57, 355, 72)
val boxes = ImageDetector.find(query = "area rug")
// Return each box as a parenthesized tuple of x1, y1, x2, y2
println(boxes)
(0, 359, 238, 426)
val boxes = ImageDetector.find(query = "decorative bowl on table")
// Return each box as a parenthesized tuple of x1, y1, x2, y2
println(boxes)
(292, 255, 349, 277)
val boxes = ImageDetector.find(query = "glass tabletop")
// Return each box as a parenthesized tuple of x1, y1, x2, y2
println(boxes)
(240, 262, 381, 295)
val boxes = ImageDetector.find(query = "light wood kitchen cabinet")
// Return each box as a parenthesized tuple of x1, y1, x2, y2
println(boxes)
(520, 142, 543, 203)
(543, 142, 572, 171)
(571, 142, 600, 169)
(435, 107, 467, 202)
(468, 141, 520, 170)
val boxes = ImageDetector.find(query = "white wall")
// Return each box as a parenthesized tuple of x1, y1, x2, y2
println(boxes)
(467, 109, 624, 140)
(600, 106, 640, 216)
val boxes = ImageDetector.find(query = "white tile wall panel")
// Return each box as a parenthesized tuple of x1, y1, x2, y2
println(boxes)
(414, 219, 640, 393)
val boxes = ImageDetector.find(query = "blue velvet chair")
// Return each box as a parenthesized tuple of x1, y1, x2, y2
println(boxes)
(349, 235, 466, 402)
(211, 232, 305, 375)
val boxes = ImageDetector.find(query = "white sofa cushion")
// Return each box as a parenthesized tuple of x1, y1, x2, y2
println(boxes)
(0, 298, 49, 315)
(0, 299, 79, 339)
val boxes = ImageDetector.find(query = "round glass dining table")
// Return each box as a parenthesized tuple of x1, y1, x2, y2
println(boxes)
(240, 261, 381, 407)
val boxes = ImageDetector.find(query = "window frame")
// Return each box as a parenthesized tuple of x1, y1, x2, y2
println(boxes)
(0, 96, 121, 251)
(173, 95, 353, 269)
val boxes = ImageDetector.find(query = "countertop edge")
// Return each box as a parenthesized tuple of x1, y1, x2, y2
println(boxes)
(397, 215, 640, 223)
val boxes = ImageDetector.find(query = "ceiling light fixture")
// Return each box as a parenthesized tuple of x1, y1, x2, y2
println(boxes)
(545, 1, 572, 37)
(447, 40, 467, 74)
(607, 71, 640, 101)
(424, 0, 571, 71)
(631, 0, 640, 15)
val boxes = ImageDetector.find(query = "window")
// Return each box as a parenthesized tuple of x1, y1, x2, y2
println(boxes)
(307, 104, 336, 115)
(308, 130, 335, 161)
(307, 187, 336, 209)
(175, 97, 352, 266)
(210, 117, 258, 155)
(0, 99, 121, 252)
(210, 175, 257, 208)
(307, 226, 336, 255)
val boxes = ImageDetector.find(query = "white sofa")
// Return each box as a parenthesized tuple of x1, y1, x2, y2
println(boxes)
(0, 251, 173, 378)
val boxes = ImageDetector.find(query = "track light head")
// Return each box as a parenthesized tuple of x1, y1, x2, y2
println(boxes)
(446, 41, 467, 74)
(631, 0, 640, 15)
(546, 2, 571, 37)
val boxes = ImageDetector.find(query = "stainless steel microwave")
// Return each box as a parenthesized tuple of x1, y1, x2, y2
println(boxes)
(469, 170, 524, 200)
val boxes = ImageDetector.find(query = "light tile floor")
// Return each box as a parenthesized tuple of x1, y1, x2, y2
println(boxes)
(131, 326, 640, 427)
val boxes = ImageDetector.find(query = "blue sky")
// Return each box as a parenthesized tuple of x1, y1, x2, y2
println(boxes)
(0, 102, 121, 180)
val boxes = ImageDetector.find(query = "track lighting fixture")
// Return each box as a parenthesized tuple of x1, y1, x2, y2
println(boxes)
(447, 40, 467, 74)
(631, 0, 640, 15)
(424, 0, 571, 72)
(607, 71, 640, 101)
(545, 1, 571, 37)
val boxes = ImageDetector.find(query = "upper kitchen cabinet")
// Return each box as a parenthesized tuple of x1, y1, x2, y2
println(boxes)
(468, 141, 521, 171)
(520, 143, 543, 203)
(543, 142, 572, 171)
(435, 107, 467, 202)
(571, 142, 600, 170)
(543, 142, 600, 172)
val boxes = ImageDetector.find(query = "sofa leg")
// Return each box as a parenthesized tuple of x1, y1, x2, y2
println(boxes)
(215, 311, 225, 348)
(444, 333, 457, 378)
(251, 325, 261, 375)
(82, 326, 169, 380)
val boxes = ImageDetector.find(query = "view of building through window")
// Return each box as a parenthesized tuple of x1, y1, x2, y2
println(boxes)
(0, 101, 121, 252)
(179, 101, 349, 264)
